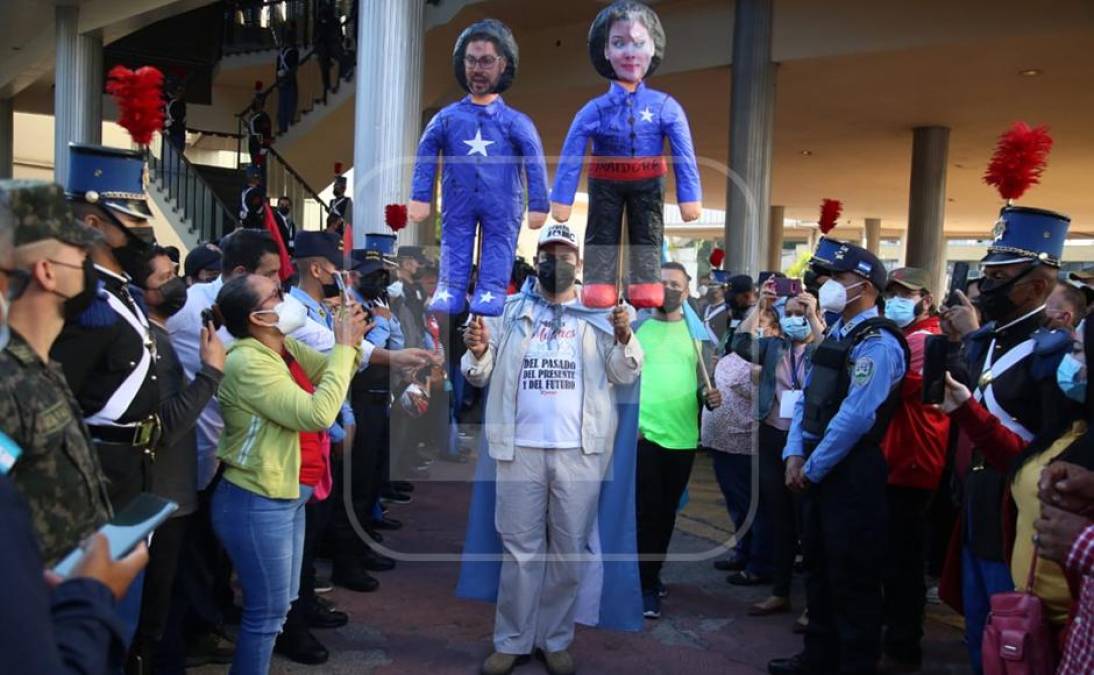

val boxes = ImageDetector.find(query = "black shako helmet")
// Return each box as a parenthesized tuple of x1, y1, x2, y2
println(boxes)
(588, 0, 666, 81)
(452, 19, 519, 95)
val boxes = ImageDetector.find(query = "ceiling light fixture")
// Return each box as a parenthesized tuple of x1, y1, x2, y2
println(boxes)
(799, 150, 812, 156)
(1018, 68, 1042, 77)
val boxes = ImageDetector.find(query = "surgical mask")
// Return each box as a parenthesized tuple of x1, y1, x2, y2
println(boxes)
(780, 315, 810, 342)
(255, 293, 308, 335)
(819, 279, 863, 314)
(536, 257, 576, 294)
(884, 296, 918, 328)
(661, 288, 684, 313)
(148, 276, 188, 318)
(1057, 352, 1087, 403)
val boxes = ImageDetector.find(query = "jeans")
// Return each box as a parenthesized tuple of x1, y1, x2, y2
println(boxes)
(212, 480, 312, 675)
(961, 543, 1014, 674)
(711, 451, 771, 577)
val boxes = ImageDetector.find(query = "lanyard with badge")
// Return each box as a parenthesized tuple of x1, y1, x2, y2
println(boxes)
(779, 345, 806, 418)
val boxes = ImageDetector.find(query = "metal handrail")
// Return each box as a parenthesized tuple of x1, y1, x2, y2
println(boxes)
(147, 135, 239, 242)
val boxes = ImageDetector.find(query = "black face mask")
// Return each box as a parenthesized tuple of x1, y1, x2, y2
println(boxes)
(536, 258, 576, 295)
(661, 288, 684, 313)
(59, 257, 99, 320)
(110, 222, 155, 281)
(358, 272, 390, 301)
(977, 266, 1034, 323)
(278, 205, 291, 216)
(148, 276, 188, 318)
(321, 281, 341, 299)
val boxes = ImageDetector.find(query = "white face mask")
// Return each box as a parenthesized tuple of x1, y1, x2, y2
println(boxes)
(819, 278, 864, 314)
(255, 293, 308, 335)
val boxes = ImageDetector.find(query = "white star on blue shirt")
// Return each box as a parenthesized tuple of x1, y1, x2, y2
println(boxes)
(639, 106, 654, 123)
(478, 290, 496, 305)
(463, 129, 494, 157)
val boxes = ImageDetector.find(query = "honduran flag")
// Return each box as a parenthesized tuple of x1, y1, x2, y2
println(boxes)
(455, 281, 644, 632)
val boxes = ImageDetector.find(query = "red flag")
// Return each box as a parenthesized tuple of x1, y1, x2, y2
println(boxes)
(262, 203, 293, 281)
(342, 221, 353, 263)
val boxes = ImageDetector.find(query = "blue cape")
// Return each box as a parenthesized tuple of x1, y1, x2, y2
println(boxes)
(455, 282, 644, 632)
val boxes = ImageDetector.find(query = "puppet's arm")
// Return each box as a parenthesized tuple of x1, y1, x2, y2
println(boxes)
(409, 111, 445, 223)
(514, 113, 550, 230)
(662, 96, 702, 222)
(550, 102, 597, 222)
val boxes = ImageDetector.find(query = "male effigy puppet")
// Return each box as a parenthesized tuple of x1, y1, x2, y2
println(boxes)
(408, 19, 549, 316)
(552, 0, 702, 309)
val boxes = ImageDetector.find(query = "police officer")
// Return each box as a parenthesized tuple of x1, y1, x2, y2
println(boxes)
(939, 205, 1071, 672)
(0, 180, 112, 566)
(239, 165, 266, 230)
(768, 238, 909, 675)
(53, 144, 162, 514)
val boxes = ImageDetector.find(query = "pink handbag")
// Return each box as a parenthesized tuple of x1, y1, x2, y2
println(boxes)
(981, 553, 1057, 675)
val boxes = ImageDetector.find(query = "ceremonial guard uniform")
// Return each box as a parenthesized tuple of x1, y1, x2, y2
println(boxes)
(947, 205, 1072, 669)
(164, 92, 186, 150)
(0, 181, 112, 565)
(330, 164, 352, 230)
(247, 83, 272, 179)
(239, 166, 266, 230)
(773, 239, 909, 675)
(52, 144, 162, 512)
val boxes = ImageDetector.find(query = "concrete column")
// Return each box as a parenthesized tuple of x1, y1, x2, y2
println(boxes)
(905, 126, 950, 292)
(54, 6, 103, 184)
(767, 204, 784, 272)
(0, 98, 12, 179)
(724, 0, 776, 278)
(865, 217, 881, 255)
(352, 0, 425, 252)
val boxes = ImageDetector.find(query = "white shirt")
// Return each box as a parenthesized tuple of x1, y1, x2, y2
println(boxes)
(514, 304, 584, 449)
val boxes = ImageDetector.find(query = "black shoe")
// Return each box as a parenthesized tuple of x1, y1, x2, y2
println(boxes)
(363, 550, 396, 572)
(714, 556, 747, 572)
(380, 491, 413, 505)
(184, 632, 235, 667)
(371, 516, 402, 531)
(767, 654, 810, 674)
(305, 601, 349, 629)
(390, 481, 414, 493)
(727, 571, 772, 586)
(331, 564, 380, 592)
(275, 626, 329, 665)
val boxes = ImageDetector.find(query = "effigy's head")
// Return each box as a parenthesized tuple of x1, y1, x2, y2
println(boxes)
(453, 19, 519, 95)
(588, 0, 665, 82)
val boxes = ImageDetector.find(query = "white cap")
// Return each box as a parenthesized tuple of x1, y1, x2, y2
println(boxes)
(537, 222, 579, 252)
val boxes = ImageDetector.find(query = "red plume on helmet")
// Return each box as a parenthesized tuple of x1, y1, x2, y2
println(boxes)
(709, 247, 725, 268)
(818, 198, 842, 234)
(334, 162, 343, 176)
(385, 204, 408, 232)
(105, 65, 165, 146)
(983, 122, 1053, 202)
(254, 80, 263, 91)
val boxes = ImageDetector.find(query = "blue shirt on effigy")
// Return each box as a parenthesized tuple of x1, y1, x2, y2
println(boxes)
(551, 81, 702, 206)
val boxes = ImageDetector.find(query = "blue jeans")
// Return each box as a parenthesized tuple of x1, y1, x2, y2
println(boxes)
(711, 451, 771, 577)
(961, 544, 1014, 674)
(212, 480, 312, 675)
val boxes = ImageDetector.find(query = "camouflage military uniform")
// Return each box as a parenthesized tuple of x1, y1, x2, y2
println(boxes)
(0, 179, 111, 565)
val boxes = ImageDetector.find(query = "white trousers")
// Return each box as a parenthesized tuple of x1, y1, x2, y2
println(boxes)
(493, 446, 606, 654)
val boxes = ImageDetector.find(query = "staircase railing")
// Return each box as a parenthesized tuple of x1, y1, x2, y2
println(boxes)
(186, 127, 330, 232)
(146, 135, 238, 243)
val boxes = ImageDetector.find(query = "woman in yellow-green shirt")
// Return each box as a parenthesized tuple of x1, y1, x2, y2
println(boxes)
(210, 274, 365, 675)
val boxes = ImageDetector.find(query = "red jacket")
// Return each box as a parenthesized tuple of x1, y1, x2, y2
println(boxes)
(881, 315, 951, 490)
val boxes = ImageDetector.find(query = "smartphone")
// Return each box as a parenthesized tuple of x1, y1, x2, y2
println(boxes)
(200, 308, 222, 330)
(773, 278, 803, 297)
(947, 262, 970, 307)
(52, 493, 178, 578)
(921, 334, 949, 405)
(333, 271, 351, 307)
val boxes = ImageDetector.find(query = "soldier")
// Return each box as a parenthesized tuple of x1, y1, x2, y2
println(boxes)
(0, 179, 112, 566)
(768, 238, 910, 675)
(246, 83, 272, 183)
(274, 195, 296, 252)
(938, 205, 1071, 672)
(239, 165, 266, 230)
(53, 144, 162, 515)
(163, 80, 187, 150)
(276, 26, 300, 134)
(330, 164, 352, 229)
